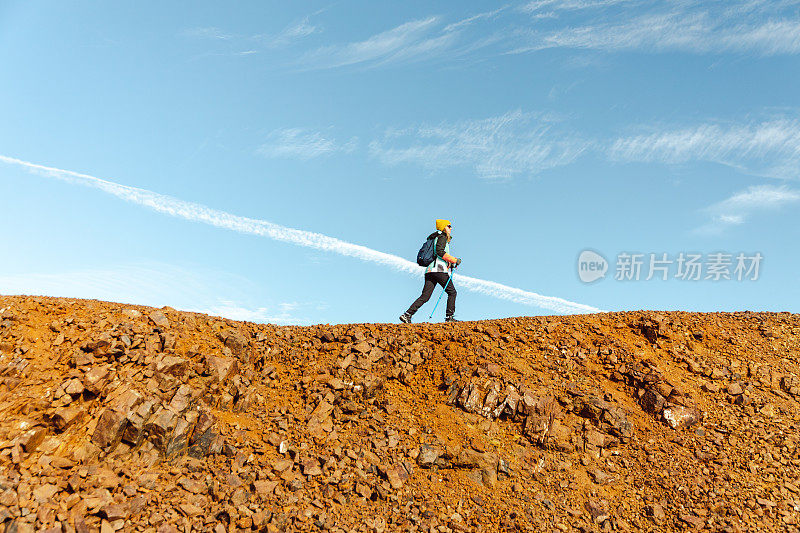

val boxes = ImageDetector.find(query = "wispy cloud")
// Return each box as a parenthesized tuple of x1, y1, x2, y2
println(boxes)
(182, 27, 232, 40)
(262, 111, 800, 180)
(257, 18, 320, 48)
(184, 2, 800, 67)
(520, 0, 635, 14)
(443, 7, 508, 33)
(695, 184, 800, 234)
(182, 15, 321, 57)
(299, 17, 446, 69)
(194, 300, 305, 324)
(512, 1, 800, 56)
(297, 10, 506, 70)
(0, 155, 602, 314)
(257, 128, 357, 159)
(0, 262, 311, 325)
(609, 118, 800, 179)
(369, 110, 589, 179)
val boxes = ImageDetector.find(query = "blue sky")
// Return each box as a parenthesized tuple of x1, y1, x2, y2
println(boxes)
(1, 0, 799, 324)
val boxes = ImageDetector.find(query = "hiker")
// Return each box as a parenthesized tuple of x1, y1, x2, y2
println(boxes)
(400, 219, 461, 323)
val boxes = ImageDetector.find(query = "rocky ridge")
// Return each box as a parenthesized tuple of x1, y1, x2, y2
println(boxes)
(0, 295, 799, 532)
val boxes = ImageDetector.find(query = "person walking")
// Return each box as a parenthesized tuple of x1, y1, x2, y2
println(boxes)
(400, 219, 461, 323)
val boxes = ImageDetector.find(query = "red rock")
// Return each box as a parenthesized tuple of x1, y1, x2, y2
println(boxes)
(91, 409, 127, 449)
(220, 329, 249, 356)
(205, 354, 238, 383)
(353, 341, 371, 354)
(254, 479, 278, 497)
(168, 384, 194, 412)
(32, 483, 59, 503)
(179, 503, 203, 517)
(645, 503, 665, 521)
(273, 458, 293, 473)
(18, 426, 47, 452)
(93, 468, 122, 489)
(64, 378, 85, 396)
(83, 365, 111, 394)
(49, 406, 84, 431)
(149, 310, 169, 328)
(662, 405, 701, 429)
(50, 456, 75, 469)
(301, 458, 322, 476)
(381, 463, 408, 489)
(83, 488, 114, 513)
(177, 477, 206, 494)
(679, 513, 704, 528)
(100, 502, 128, 520)
(154, 355, 188, 377)
(727, 382, 744, 395)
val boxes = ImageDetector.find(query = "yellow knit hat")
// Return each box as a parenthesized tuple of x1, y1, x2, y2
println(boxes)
(435, 219, 451, 231)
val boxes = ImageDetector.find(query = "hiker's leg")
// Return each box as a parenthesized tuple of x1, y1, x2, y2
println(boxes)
(405, 275, 436, 316)
(444, 279, 457, 317)
(430, 272, 457, 317)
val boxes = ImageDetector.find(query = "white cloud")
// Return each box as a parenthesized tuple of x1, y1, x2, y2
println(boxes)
(443, 7, 509, 33)
(257, 18, 320, 48)
(193, 300, 305, 325)
(512, 2, 800, 56)
(257, 128, 357, 159)
(183, 16, 320, 57)
(369, 110, 589, 179)
(712, 184, 800, 209)
(186, 2, 800, 67)
(183, 27, 232, 40)
(280, 19, 319, 41)
(717, 214, 745, 226)
(299, 17, 447, 69)
(297, 12, 505, 70)
(520, 0, 635, 14)
(539, 12, 717, 53)
(609, 118, 800, 179)
(695, 184, 800, 234)
(0, 155, 602, 314)
(263, 112, 800, 181)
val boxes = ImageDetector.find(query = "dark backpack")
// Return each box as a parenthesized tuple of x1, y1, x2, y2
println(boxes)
(416, 233, 438, 267)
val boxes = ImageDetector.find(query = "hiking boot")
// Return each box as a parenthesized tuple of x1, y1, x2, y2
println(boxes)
(445, 316, 459, 322)
(399, 313, 412, 324)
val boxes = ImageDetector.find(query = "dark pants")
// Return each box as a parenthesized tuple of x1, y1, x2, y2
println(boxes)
(406, 272, 457, 317)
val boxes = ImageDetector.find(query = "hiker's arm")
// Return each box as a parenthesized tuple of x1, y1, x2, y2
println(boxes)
(442, 253, 458, 264)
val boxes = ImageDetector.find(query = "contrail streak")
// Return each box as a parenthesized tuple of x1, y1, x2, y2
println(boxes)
(0, 155, 603, 314)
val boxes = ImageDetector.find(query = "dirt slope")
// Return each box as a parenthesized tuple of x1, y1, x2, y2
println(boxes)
(0, 295, 799, 533)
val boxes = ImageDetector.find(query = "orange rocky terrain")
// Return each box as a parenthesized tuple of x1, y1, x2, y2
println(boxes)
(0, 295, 799, 533)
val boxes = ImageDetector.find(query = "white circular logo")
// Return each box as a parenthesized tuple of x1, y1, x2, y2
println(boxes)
(577, 250, 608, 283)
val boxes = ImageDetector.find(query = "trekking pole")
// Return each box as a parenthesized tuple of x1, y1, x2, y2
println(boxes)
(428, 269, 455, 319)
